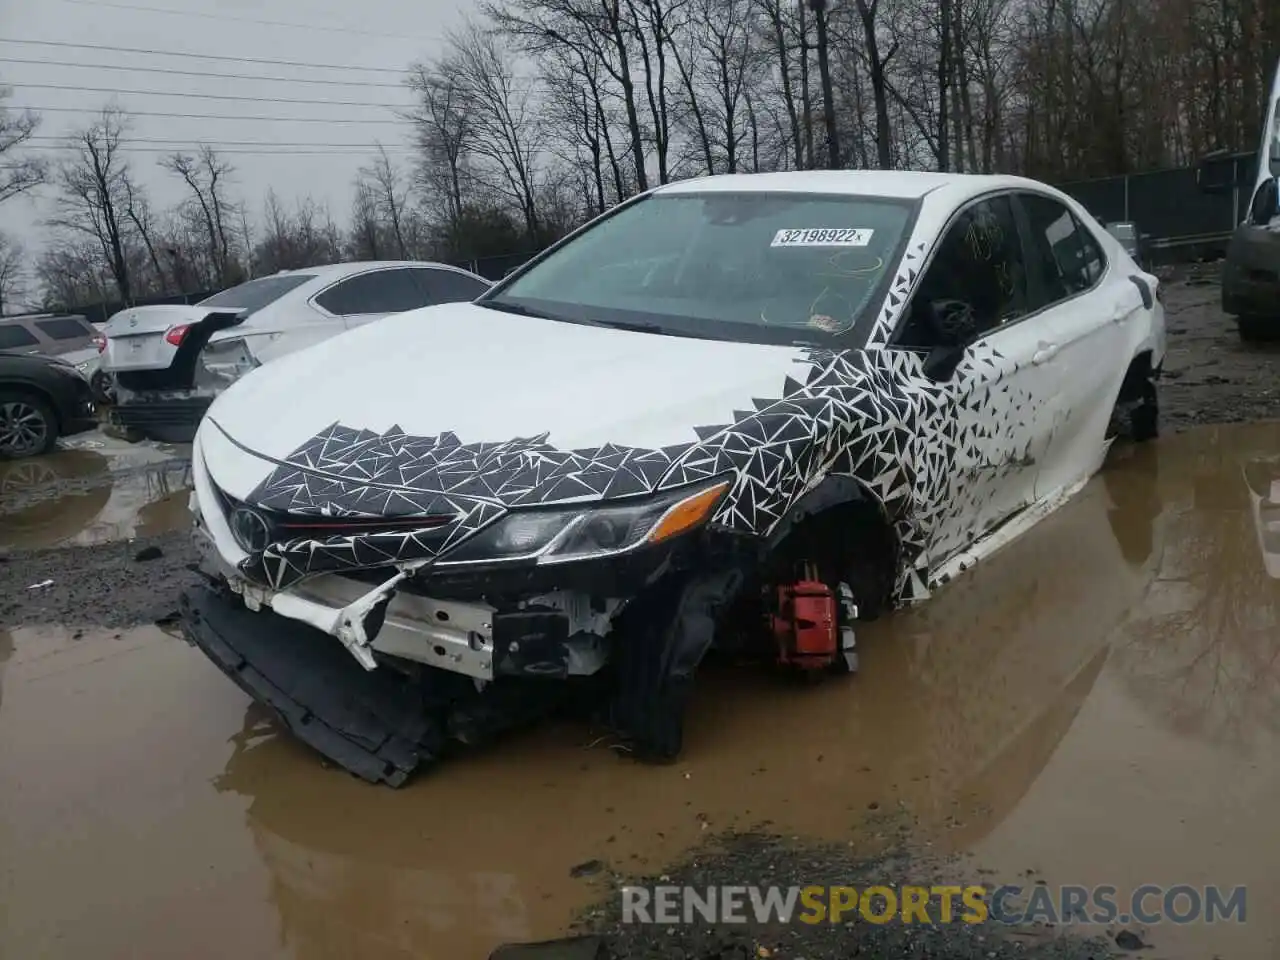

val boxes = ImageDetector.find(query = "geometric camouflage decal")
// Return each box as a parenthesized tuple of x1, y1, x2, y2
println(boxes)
(236, 239, 1047, 597)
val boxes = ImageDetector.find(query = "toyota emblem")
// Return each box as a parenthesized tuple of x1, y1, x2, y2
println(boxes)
(229, 506, 272, 552)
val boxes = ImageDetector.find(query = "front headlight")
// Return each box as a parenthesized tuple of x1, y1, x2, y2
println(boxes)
(438, 478, 731, 566)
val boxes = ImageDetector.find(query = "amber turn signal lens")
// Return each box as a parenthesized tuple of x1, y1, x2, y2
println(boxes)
(645, 481, 730, 544)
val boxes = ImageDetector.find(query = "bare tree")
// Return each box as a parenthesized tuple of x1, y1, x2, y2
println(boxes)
(0, 232, 26, 313)
(441, 23, 547, 240)
(121, 172, 168, 293)
(808, 0, 841, 168)
(406, 63, 473, 229)
(48, 108, 134, 303)
(162, 145, 236, 284)
(35, 237, 112, 310)
(361, 144, 410, 258)
(0, 87, 47, 205)
(489, 0, 652, 192)
(854, 0, 900, 169)
(348, 176, 384, 260)
(253, 191, 343, 273)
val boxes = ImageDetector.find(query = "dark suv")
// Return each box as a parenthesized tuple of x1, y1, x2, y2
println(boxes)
(0, 313, 114, 403)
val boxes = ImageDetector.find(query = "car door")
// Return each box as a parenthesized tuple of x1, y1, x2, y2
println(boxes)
(312, 268, 430, 330)
(1014, 191, 1138, 502)
(892, 193, 1047, 567)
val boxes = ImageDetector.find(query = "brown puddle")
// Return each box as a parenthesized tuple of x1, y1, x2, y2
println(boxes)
(2, 422, 1279, 959)
(0, 435, 192, 550)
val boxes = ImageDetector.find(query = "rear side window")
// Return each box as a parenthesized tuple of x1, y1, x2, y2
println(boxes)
(314, 268, 433, 315)
(0, 325, 39, 350)
(414, 269, 489, 304)
(35, 317, 95, 340)
(198, 274, 314, 313)
(1019, 194, 1107, 308)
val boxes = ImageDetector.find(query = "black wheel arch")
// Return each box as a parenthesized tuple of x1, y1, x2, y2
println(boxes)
(762, 473, 902, 618)
(0, 379, 65, 432)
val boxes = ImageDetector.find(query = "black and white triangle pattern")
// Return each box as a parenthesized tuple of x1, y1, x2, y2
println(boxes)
(239, 290, 1044, 601)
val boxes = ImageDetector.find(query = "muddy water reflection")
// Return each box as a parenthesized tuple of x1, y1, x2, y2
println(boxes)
(0, 439, 191, 549)
(1, 423, 1278, 960)
(972, 421, 1280, 959)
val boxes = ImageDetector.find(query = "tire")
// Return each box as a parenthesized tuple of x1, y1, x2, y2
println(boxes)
(1130, 390, 1159, 442)
(1238, 316, 1269, 342)
(89, 368, 117, 405)
(1108, 379, 1159, 444)
(0, 391, 59, 459)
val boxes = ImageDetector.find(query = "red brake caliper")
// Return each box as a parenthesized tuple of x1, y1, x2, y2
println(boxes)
(769, 562, 858, 672)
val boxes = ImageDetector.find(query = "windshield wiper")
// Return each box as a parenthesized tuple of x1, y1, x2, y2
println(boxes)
(587, 318, 708, 339)
(476, 299, 556, 320)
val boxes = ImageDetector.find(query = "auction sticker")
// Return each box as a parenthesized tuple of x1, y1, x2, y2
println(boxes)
(771, 228, 873, 247)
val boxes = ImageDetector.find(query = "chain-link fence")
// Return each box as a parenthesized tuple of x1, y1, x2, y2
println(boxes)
(1059, 151, 1258, 262)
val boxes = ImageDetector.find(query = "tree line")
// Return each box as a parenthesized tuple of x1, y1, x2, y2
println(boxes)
(1, 0, 1274, 313)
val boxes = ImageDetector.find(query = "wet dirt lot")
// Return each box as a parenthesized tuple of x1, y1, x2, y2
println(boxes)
(1, 276, 1278, 960)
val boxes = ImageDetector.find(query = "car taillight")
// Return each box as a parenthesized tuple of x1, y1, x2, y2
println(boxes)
(92, 334, 106, 353)
(165, 324, 191, 346)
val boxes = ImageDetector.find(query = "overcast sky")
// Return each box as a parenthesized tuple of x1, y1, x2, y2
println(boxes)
(0, 0, 470, 256)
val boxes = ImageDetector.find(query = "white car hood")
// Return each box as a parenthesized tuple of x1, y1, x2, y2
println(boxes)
(204, 301, 813, 503)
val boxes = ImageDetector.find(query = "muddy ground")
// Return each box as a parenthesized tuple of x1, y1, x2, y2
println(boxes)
(2, 273, 1278, 960)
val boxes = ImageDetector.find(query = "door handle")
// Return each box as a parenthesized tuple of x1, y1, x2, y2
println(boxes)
(1032, 342, 1059, 365)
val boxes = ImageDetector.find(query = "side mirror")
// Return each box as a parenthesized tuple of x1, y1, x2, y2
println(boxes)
(917, 298, 980, 382)
(1249, 177, 1279, 226)
(1196, 149, 1236, 195)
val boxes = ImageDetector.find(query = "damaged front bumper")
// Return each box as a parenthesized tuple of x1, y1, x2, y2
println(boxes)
(191, 509, 630, 681)
(182, 475, 744, 783)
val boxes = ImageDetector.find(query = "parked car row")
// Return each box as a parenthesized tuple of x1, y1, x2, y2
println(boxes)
(102, 260, 492, 443)
(0, 260, 492, 458)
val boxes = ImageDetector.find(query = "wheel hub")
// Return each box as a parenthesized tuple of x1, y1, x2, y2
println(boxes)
(0, 401, 48, 455)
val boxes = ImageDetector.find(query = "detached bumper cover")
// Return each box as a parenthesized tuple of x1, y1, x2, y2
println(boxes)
(180, 583, 570, 786)
(180, 583, 446, 786)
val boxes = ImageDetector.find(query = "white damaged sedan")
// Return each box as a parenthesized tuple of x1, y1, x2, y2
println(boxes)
(180, 171, 1165, 785)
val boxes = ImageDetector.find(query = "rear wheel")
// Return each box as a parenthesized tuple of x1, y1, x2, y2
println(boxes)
(1238, 316, 1271, 342)
(89, 368, 117, 405)
(1108, 363, 1159, 444)
(0, 391, 59, 459)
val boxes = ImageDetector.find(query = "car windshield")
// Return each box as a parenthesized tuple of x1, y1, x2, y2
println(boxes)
(198, 273, 314, 313)
(483, 191, 917, 347)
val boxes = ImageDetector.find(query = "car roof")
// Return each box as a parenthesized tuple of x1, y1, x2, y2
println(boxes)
(0, 312, 90, 325)
(653, 170, 1040, 201)
(271, 260, 483, 281)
